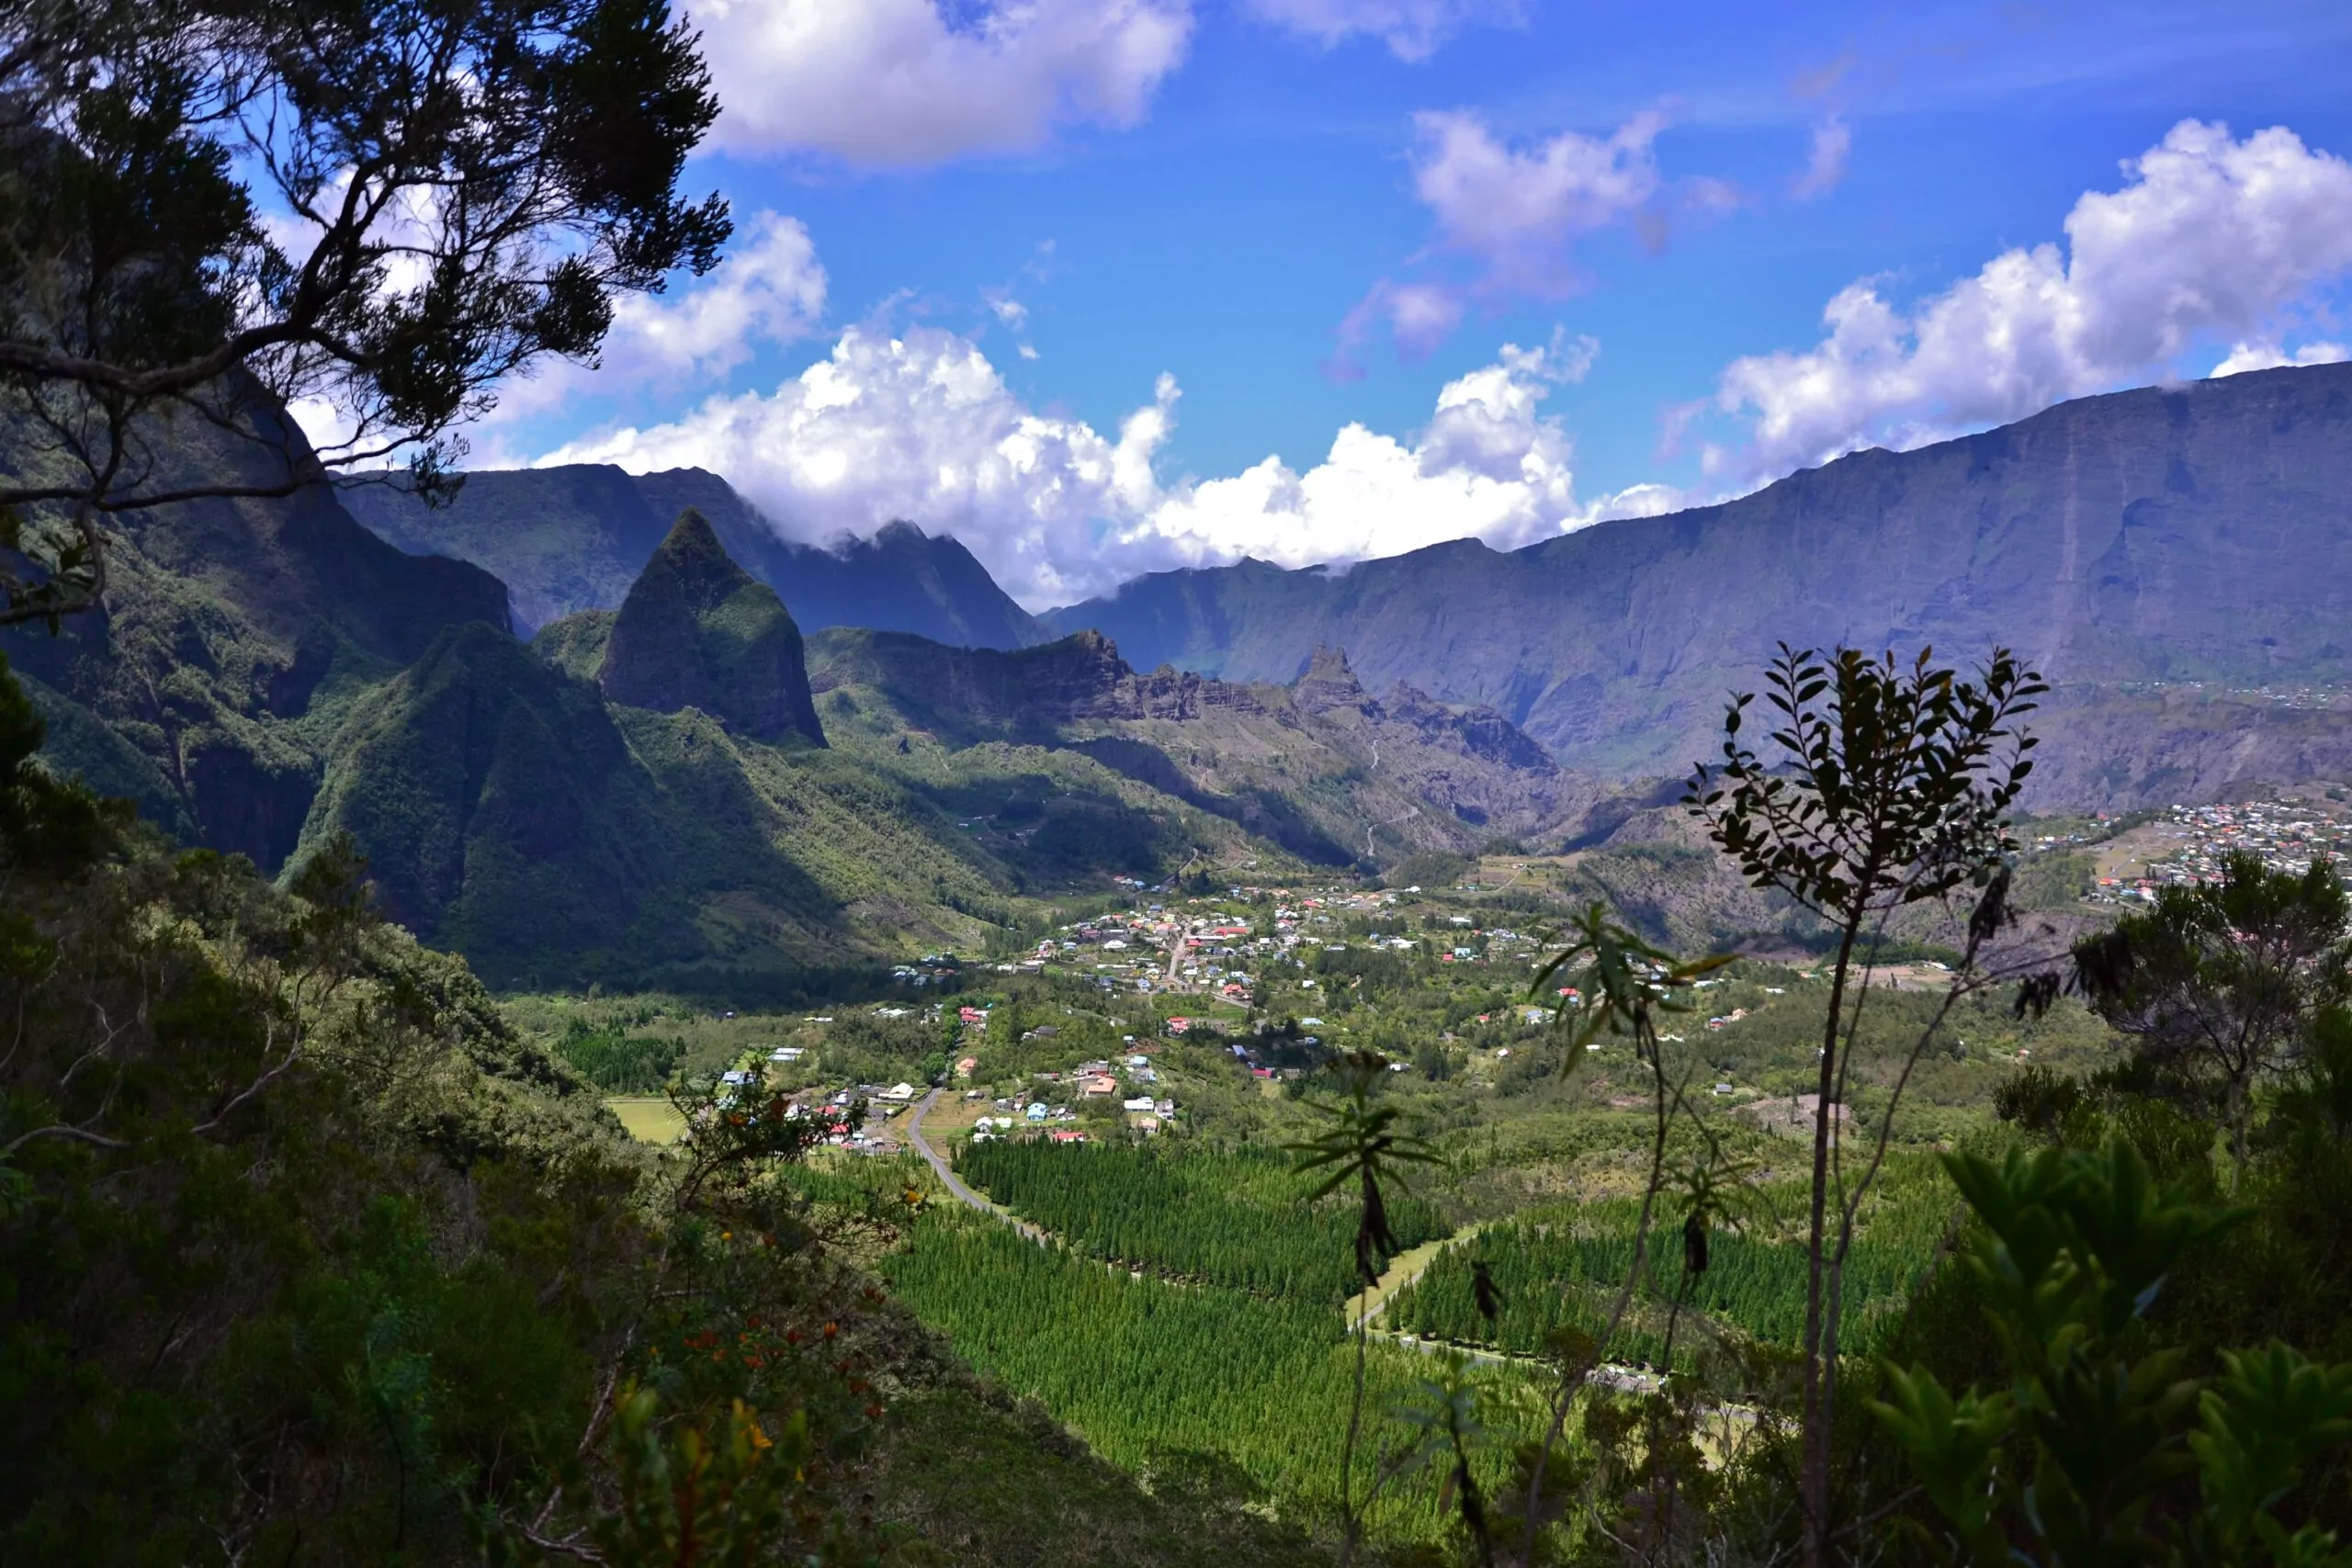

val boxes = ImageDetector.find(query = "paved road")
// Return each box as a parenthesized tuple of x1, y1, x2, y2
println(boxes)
(905, 1089, 1047, 1244)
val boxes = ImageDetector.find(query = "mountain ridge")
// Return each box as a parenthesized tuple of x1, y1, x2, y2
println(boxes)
(2, 404, 512, 869)
(342, 463, 1050, 649)
(805, 626, 1589, 869)
(1046, 362, 2352, 807)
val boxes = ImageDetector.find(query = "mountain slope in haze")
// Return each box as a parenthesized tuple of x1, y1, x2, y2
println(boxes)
(343, 463, 1050, 649)
(1048, 363, 2352, 809)
(806, 628, 1595, 869)
(2, 404, 511, 869)
(598, 508, 826, 746)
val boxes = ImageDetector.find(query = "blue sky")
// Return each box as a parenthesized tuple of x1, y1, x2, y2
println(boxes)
(440, 0, 2352, 608)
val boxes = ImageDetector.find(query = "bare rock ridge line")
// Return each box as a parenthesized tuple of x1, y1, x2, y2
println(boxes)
(802, 625, 1579, 866)
(341, 462, 1050, 649)
(807, 626, 1269, 726)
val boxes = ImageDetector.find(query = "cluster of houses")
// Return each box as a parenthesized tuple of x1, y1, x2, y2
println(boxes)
(966, 1049, 1180, 1141)
(2091, 799, 2352, 906)
(888, 953, 966, 987)
(1013, 884, 1568, 1010)
(701, 1037, 937, 1156)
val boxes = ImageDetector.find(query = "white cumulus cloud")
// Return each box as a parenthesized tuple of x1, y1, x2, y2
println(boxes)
(1337, 107, 1671, 367)
(2211, 339, 2349, 377)
(538, 325, 1162, 606)
(689, 0, 1193, 166)
(599, 212, 828, 380)
(537, 324, 1642, 607)
(287, 205, 828, 463)
(1145, 331, 1614, 575)
(1411, 107, 1667, 297)
(1243, 0, 1521, 60)
(1706, 119, 2352, 479)
(438, 212, 827, 461)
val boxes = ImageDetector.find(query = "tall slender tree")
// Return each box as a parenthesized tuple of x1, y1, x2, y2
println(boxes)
(1687, 643, 2042, 1568)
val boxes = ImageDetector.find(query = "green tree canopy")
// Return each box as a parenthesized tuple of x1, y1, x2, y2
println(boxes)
(0, 0, 731, 625)
(2073, 850, 2351, 1170)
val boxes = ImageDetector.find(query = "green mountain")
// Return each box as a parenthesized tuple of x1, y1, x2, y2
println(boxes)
(6, 398, 1616, 990)
(1049, 363, 2352, 809)
(298, 614, 1015, 992)
(288, 513, 1601, 988)
(2, 404, 510, 870)
(343, 462, 1050, 648)
(596, 507, 826, 746)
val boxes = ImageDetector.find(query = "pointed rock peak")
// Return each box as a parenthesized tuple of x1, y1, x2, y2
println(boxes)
(1062, 626, 1121, 660)
(1293, 644, 1373, 716)
(646, 507, 755, 613)
(1385, 681, 1444, 716)
(599, 508, 825, 746)
(1296, 645, 1363, 691)
(874, 519, 930, 547)
(1013, 628, 1133, 694)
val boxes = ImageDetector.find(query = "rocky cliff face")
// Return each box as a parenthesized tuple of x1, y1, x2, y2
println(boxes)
(596, 509, 826, 747)
(805, 626, 1582, 863)
(1049, 363, 2352, 808)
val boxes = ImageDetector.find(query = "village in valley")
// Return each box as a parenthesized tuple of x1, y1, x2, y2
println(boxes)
(671, 775, 2352, 1165)
(2071, 788, 2352, 906)
(673, 872, 1568, 1156)
(657, 784, 2352, 1166)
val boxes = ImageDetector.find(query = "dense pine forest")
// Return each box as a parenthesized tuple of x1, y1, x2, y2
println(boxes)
(955, 1139, 1452, 1303)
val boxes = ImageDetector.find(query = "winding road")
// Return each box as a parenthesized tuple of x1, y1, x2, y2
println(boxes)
(905, 1089, 1047, 1244)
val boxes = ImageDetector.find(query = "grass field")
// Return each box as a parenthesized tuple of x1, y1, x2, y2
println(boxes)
(605, 1096, 687, 1143)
